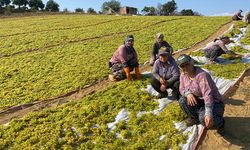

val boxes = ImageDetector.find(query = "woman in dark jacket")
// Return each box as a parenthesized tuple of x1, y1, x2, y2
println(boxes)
(149, 33, 173, 66)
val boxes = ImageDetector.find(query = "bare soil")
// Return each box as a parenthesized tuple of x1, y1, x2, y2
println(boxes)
(198, 70, 250, 150)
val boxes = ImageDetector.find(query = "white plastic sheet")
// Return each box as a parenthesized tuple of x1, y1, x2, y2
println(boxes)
(175, 121, 204, 150)
(107, 108, 129, 131)
(230, 27, 247, 43)
(141, 67, 236, 149)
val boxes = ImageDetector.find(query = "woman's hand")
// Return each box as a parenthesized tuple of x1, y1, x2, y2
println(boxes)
(187, 93, 197, 106)
(205, 115, 214, 128)
(160, 84, 166, 92)
(160, 77, 165, 85)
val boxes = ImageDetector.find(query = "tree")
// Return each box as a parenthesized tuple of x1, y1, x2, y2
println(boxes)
(160, 0, 177, 16)
(0, 0, 11, 7)
(141, 6, 156, 16)
(28, 0, 44, 10)
(87, 8, 96, 14)
(13, 0, 28, 9)
(180, 9, 194, 16)
(101, 0, 120, 13)
(45, 0, 59, 12)
(75, 8, 84, 13)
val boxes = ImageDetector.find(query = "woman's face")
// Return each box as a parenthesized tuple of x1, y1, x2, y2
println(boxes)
(159, 55, 168, 63)
(180, 62, 194, 74)
(157, 36, 164, 43)
(127, 40, 134, 46)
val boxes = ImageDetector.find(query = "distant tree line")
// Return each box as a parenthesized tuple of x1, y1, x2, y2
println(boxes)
(141, 0, 201, 16)
(0, 0, 201, 16)
(0, 0, 60, 14)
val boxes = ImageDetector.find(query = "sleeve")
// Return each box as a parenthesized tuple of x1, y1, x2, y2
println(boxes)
(164, 41, 174, 55)
(198, 72, 215, 118)
(218, 41, 230, 53)
(151, 43, 158, 61)
(118, 46, 128, 66)
(218, 41, 236, 55)
(166, 63, 180, 85)
(179, 74, 191, 97)
(152, 61, 161, 81)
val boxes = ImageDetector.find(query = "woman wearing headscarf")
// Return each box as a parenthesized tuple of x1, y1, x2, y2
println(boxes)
(232, 9, 243, 21)
(149, 33, 173, 66)
(109, 35, 141, 81)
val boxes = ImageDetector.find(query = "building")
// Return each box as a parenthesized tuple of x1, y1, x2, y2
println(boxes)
(119, 6, 137, 15)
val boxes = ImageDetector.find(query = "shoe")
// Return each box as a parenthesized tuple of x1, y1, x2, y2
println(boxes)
(158, 93, 168, 99)
(185, 117, 199, 126)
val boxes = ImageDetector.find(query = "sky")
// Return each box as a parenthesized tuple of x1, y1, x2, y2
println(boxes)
(42, 0, 250, 16)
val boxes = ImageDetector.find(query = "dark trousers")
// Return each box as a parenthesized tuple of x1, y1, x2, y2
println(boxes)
(178, 96, 225, 128)
(151, 76, 180, 97)
(205, 48, 225, 61)
(109, 62, 136, 80)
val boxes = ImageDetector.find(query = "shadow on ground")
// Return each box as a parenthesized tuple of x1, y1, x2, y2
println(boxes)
(222, 117, 250, 149)
(224, 98, 246, 106)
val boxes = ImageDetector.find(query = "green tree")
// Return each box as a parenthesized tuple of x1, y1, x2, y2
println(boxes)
(75, 8, 84, 13)
(0, 0, 11, 7)
(160, 0, 177, 16)
(45, 0, 59, 12)
(13, 0, 28, 9)
(180, 9, 194, 16)
(141, 6, 156, 16)
(28, 0, 44, 10)
(87, 8, 96, 14)
(101, 0, 120, 13)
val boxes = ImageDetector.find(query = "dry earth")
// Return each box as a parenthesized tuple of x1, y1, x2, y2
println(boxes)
(199, 70, 250, 150)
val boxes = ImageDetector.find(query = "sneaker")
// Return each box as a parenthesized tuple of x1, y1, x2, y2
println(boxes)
(185, 117, 199, 126)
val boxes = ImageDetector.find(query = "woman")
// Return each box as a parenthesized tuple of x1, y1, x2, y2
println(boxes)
(176, 54, 224, 129)
(151, 47, 180, 99)
(149, 33, 173, 66)
(232, 9, 243, 21)
(204, 36, 241, 63)
(109, 35, 141, 81)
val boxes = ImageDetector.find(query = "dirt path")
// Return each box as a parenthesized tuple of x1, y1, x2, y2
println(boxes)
(198, 70, 250, 150)
(0, 21, 233, 125)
